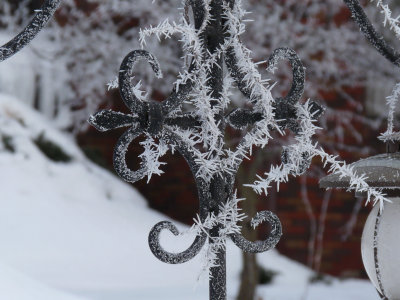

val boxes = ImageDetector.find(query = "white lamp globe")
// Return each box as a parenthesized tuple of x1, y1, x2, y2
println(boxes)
(320, 152, 400, 299)
(362, 197, 400, 299)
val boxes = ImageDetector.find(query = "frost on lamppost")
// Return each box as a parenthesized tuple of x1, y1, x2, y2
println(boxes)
(89, 0, 324, 288)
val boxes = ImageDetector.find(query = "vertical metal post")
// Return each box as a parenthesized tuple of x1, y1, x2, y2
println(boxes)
(209, 227, 227, 299)
(205, 1, 227, 299)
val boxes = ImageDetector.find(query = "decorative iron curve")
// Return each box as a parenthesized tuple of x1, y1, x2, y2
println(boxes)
(0, 0, 62, 62)
(148, 221, 207, 264)
(230, 211, 282, 253)
(343, 0, 400, 68)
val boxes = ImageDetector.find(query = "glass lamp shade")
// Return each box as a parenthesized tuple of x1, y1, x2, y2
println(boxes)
(362, 197, 400, 299)
(320, 152, 400, 298)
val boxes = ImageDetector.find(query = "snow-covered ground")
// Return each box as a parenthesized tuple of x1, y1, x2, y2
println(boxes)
(0, 95, 378, 299)
(0, 263, 84, 300)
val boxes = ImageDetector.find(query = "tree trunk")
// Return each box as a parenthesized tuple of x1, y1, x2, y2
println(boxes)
(236, 150, 264, 300)
(237, 250, 258, 300)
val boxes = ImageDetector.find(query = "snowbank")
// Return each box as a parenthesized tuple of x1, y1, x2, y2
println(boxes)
(0, 263, 85, 300)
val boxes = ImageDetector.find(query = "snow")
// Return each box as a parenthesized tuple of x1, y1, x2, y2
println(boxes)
(0, 263, 84, 300)
(0, 94, 379, 299)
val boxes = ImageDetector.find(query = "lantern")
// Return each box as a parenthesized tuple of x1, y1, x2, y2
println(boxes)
(320, 147, 400, 299)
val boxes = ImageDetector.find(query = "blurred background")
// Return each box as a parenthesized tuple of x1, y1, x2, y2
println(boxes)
(0, 0, 399, 299)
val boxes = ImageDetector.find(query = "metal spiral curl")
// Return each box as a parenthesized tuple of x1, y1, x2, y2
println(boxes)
(267, 47, 305, 105)
(225, 46, 323, 133)
(230, 211, 282, 253)
(267, 47, 305, 133)
(148, 221, 207, 264)
(225, 46, 305, 132)
(119, 50, 162, 117)
(343, 0, 400, 68)
(90, 49, 198, 184)
(0, 0, 62, 62)
(113, 126, 147, 183)
(226, 47, 323, 176)
(145, 130, 212, 265)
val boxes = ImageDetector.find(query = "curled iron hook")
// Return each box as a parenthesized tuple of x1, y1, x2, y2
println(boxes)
(267, 47, 305, 105)
(113, 125, 147, 183)
(119, 50, 162, 118)
(0, 0, 62, 62)
(230, 211, 282, 253)
(343, 0, 400, 68)
(267, 47, 306, 133)
(148, 221, 207, 264)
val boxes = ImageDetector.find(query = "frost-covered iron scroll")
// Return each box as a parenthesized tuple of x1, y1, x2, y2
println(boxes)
(0, 0, 62, 62)
(343, 0, 400, 143)
(89, 1, 323, 299)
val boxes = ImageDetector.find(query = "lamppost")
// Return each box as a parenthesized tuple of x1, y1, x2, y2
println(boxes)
(319, 1, 400, 299)
(0, 0, 397, 300)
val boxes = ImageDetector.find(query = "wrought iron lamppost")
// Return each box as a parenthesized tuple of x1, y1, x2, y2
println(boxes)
(320, 1, 400, 299)
(0, 0, 395, 300)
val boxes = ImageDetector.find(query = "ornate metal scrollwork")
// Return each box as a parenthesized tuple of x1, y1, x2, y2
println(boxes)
(89, 3, 323, 295)
(0, 0, 62, 62)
